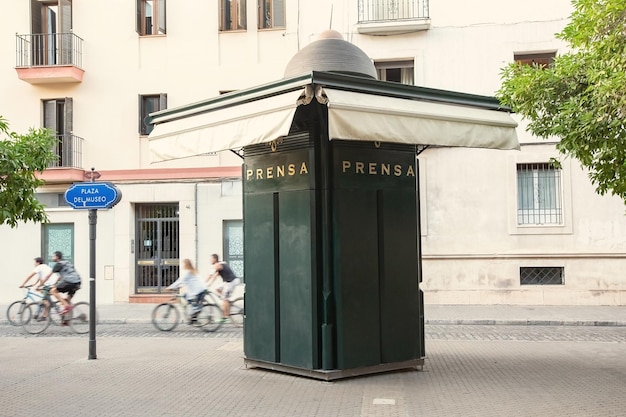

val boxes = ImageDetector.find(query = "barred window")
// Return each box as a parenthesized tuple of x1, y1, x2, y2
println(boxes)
(517, 163, 562, 225)
(520, 267, 564, 285)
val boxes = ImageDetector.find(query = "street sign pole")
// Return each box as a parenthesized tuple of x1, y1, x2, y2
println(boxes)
(88, 207, 97, 359)
(64, 169, 122, 361)
(86, 168, 99, 360)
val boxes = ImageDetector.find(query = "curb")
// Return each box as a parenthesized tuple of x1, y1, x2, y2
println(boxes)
(424, 319, 626, 327)
(3, 319, 625, 327)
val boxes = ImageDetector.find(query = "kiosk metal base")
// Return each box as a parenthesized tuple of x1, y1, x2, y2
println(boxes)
(244, 357, 425, 381)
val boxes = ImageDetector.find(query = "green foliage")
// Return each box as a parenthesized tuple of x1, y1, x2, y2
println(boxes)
(0, 115, 57, 228)
(497, 0, 626, 202)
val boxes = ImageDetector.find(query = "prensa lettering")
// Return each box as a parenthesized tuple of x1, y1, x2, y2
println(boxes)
(246, 162, 309, 180)
(341, 160, 415, 177)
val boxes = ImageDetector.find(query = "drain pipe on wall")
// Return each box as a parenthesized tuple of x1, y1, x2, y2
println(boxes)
(194, 182, 199, 268)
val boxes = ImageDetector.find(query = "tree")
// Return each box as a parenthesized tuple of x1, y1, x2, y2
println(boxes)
(0, 116, 57, 228)
(497, 0, 626, 202)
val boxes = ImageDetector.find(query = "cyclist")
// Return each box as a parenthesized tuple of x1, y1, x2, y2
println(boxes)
(166, 258, 206, 323)
(20, 256, 53, 289)
(21, 257, 56, 322)
(40, 251, 82, 316)
(206, 254, 240, 322)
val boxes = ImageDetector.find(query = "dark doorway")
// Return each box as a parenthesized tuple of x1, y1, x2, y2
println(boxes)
(135, 204, 180, 293)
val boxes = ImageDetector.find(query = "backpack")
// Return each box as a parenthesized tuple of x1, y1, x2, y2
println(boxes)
(58, 261, 82, 285)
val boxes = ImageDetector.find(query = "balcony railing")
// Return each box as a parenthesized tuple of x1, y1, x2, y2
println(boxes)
(16, 32, 83, 68)
(357, 0, 430, 34)
(48, 134, 83, 169)
(358, 0, 429, 23)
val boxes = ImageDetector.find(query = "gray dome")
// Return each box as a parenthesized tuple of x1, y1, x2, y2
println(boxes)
(284, 30, 378, 79)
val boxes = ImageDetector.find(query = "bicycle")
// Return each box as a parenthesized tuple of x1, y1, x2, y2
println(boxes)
(210, 283, 245, 327)
(151, 291, 223, 332)
(6, 285, 61, 326)
(20, 297, 92, 335)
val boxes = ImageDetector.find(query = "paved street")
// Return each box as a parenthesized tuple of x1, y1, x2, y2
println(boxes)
(1, 320, 624, 417)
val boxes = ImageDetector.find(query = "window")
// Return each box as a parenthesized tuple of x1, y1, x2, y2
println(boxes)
(30, 0, 73, 65)
(517, 163, 562, 225)
(139, 94, 167, 135)
(258, 0, 285, 29)
(520, 267, 564, 285)
(514, 52, 556, 68)
(42, 223, 74, 265)
(375, 60, 414, 84)
(136, 0, 166, 36)
(36, 192, 69, 208)
(220, 0, 247, 31)
(44, 98, 74, 167)
(224, 220, 244, 279)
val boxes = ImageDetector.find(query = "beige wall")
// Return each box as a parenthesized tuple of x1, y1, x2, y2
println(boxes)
(1, 0, 624, 305)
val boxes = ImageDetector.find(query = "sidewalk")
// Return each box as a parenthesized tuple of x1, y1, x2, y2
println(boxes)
(74, 302, 626, 326)
(3, 302, 625, 326)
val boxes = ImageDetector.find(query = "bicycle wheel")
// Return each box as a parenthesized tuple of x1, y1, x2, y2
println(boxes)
(196, 299, 223, 332)
(151, 303, 180, 331)
(21, 302, 51, 334)
(6, 300, 27, 326)
(69, 302, 91, 334)
(229, 297, 245, 327)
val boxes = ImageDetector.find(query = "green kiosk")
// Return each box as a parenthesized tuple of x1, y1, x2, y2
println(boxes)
(148, 31, 519, 380)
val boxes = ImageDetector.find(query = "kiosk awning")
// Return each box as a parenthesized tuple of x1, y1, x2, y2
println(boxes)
(149, 91, 299, 162)
(148, 75, 518, 163)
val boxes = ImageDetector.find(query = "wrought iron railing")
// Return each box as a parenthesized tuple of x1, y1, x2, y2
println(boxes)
(16, 32, 83, 68)
(358, 0, 429, 23)
(48, 134, 83, 169)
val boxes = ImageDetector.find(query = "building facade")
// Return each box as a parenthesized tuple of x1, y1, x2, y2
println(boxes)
(1, 0, 624, 305)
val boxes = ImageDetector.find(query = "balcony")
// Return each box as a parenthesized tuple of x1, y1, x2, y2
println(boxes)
(357, 0, 431, 35)
(49, 134, 84, 169)
(15, 32, 84, 84)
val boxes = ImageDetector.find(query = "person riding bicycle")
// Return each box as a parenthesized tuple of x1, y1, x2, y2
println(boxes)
(22, 257, 56, 321)
(40, 251, 81, 316)
(21, 256, 53, 289)
(166, 258, 206, 323)
(206, 254, 240, 322)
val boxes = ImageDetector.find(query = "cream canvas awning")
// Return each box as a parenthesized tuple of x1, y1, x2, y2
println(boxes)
(148, 76, 518, 163)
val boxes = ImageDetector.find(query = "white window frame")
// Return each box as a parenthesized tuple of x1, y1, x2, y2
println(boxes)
(375, 59, 415, 85)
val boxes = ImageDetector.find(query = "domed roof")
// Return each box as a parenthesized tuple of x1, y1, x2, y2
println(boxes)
(284, 30, 378, 79)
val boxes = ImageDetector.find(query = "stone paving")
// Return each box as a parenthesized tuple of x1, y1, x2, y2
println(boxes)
(1, 303, 625, 416)
(1, 321, 625, 417)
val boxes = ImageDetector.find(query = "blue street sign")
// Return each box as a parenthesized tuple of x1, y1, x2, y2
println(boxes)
(65, 182, 122, 210)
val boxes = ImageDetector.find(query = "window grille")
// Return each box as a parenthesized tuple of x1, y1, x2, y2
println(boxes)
(517, 163, 562, 225)
(520, 267, 564, 285)
(224, 220, 244, 279)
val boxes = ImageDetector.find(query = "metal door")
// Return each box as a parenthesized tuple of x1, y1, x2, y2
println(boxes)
(135, 204, 179, 293)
